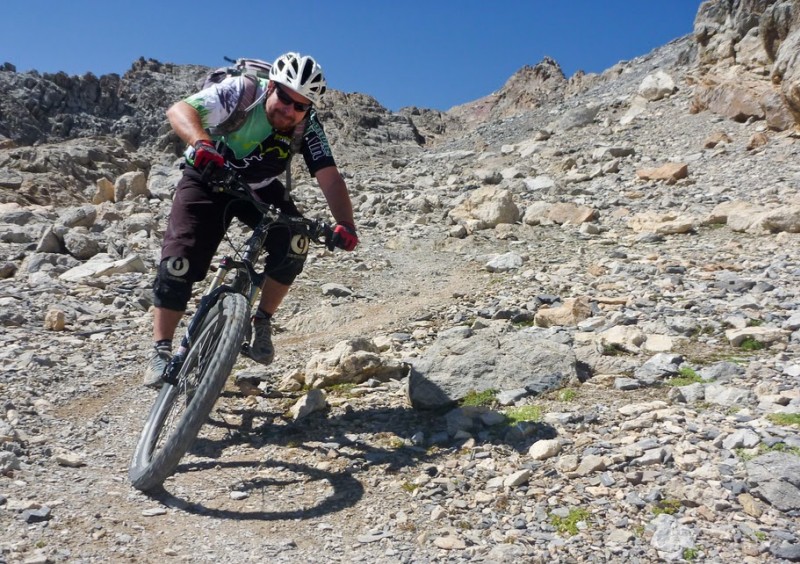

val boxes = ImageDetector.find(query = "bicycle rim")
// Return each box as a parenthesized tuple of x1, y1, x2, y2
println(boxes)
(128, 293, 249, 492)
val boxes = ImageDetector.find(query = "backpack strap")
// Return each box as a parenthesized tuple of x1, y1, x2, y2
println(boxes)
(208, 75, 263, 136)
(283, 116, 308, 192)
(290, 117, 307, 153)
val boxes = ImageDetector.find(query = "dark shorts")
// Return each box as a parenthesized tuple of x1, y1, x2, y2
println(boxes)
(161, 171, 303, 283)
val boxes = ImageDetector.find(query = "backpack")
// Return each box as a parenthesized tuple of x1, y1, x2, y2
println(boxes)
(199, 57, 307, 189)
(199, 57, 272, 136)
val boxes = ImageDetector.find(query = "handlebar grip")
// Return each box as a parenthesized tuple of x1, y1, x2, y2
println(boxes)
(323, 225, 336, 251)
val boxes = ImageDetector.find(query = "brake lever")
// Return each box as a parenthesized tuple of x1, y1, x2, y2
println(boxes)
(206, 166, 233, 189)
(308, 220, 334, 250)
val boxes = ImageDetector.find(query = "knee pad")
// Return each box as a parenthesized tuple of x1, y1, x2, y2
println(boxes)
(264, 231, 309, 285)
(152, 257, 193, 311)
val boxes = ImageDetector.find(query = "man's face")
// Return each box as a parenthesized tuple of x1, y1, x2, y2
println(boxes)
(265, 82, 311, 131)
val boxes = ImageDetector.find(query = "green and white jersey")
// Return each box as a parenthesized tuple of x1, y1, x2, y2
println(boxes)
(184, 76, 335, 187)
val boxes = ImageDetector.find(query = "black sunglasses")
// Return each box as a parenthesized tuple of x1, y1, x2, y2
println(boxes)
(274, 84, 312, 112)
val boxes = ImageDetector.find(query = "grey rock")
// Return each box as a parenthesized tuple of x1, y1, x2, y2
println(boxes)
(21, 506, 52, 523)
(673, 382, 705, 403)
(614, 377, 641, 390)
(58, 205, 97, 228)
(722, 429, 761, 450)
(0, 168, 23, 189)
(35, 225, 63, 253)
(552, 104, 601, 131)
(648, 513, 696, 560)
(407, 326, 577, 409)
(746, 451, 800, 511)
(496, 388, 529, 405)
(704, 383, 753, 407)
(0, 261, 17, 278)
(699, 361, 746, 382)
(485, 252, 524, 272)
(63, 230, 101, 260)
(0, 451, 22, 474)
(634, 353, 682, 384)
(771, 541, 800, 562)
(321, 283, 353, 297)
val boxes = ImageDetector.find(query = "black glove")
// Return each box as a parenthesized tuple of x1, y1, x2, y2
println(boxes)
(186, 139, 224, 177)
(331, 221, 358, 251)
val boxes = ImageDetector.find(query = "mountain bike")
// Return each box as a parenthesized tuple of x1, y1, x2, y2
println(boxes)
(129, 168, 334, 492)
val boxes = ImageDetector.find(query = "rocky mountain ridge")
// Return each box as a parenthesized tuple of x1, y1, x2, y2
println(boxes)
(1, 1, 800, 562)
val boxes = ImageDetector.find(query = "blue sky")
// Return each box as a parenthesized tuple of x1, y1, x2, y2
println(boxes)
(3, 1, 701, 112)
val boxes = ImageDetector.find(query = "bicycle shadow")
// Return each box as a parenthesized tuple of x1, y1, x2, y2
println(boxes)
(141, 404, 439, 520)
(148, 458, 365, 521)
(142, 389, 557, 521)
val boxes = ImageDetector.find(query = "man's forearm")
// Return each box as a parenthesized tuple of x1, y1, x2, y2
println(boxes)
(318, 168, 355, 225)
(166, 101, 210, 146)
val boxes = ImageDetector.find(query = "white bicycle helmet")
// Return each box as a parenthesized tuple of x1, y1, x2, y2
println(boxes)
(269, 52, 327, 105)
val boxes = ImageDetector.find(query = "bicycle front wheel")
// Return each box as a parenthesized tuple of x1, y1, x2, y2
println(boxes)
(128, 293, 249, 492)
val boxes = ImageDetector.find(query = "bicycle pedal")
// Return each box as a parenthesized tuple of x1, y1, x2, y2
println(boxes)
(240, 342, 253, 360)
(162, 356, 184, 386)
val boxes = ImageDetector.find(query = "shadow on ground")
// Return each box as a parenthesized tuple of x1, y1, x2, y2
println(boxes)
(143, 398, 557, 521)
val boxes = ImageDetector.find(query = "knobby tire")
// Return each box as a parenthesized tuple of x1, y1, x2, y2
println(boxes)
(128, 293, 249, 492)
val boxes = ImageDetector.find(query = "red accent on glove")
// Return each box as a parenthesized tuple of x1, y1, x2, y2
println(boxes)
(332, 221, 358, 251)
(192, 139, 224, 172)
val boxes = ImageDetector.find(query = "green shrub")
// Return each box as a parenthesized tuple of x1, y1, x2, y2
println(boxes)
(461, 389, 498, 407)
(559, 388, 577, 402)
(328, 382, 357, 397)
(736, 442, 800, 460)
(683, 548, 699, 560)
(549, 508, 590, 536)
(503, 405, 542, 424)
(652, 498, 681, 515)
(739, 337, 764, 351)
(665, 367, 707, 387)
(602, 344, 627, 356)
(767, 413, 800, 427)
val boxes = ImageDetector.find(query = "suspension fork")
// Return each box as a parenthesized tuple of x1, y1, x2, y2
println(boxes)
(204, 256, 235, 296)
(238, 223, 269, 309)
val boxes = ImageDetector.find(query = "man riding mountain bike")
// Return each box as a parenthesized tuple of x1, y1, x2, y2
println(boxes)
(143, 52, 358, 388)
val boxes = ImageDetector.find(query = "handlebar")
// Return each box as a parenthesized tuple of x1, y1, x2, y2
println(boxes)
(206, 167, 334, 248)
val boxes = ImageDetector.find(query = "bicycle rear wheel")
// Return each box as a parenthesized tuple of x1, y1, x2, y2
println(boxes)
(129, 293, 249, 492)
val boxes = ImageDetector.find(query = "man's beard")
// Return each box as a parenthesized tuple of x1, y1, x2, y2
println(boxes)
(266, 106, 298, 133)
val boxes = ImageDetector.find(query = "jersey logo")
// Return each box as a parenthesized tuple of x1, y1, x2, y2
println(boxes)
(307, 137, 327, 161)
(264, 145, 291, 159)
(307, 120, 332, 160)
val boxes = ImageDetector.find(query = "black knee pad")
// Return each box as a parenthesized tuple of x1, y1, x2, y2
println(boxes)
(152, 257, 193, 311)
(264, 231, 309, 285)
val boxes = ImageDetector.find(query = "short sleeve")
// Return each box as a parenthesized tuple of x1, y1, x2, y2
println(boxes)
(183, 76, 246, 129)
(301, 110, 337, 176)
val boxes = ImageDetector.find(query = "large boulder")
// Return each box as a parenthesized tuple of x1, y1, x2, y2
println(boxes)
(448, 186, 520, 231)
(407, 325, 580, 410)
